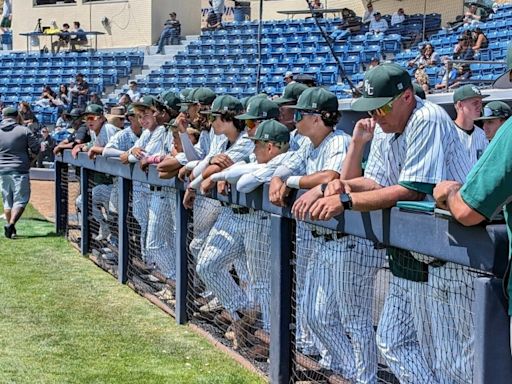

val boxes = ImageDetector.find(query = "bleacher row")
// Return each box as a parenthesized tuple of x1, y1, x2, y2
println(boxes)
(0, 50, 144, 105)
(133, 4, 512, 100)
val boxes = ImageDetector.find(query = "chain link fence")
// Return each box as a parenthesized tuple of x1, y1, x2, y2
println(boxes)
(54, 154, 512, 384)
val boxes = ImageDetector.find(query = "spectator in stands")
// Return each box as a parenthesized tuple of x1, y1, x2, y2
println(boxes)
(391, 7, 405, 26)
(35, 85, 57, 108)
(283, 71, 295, 86)
(69, 73, 89, 110)
(464, 3, 481, 25)
(69, 21, 87, 52)
(449, 63, 473, 89)
(1, 0, 11, 32)
(368, 12, 388, 36)
(414, 66, 431, 94)
(475, 101, 512, 141)
(362, 2, 376, 24)
(89, 92, 103, 108)
(57, 84, 70, 107)
(55, 111, 72, 131)
(18, 102, 38, 130)
(106, 106, 126, 129)
(0, 106, 39, 239)
(408, 43, 439, 68)
(435, 56, 459, 90)
(308, 0, 323, 18)
(51, 23, 70, 54)
(118, 93, 132, 108)
(453, 34, 474, 61)
(53, 108, 89, 156)
(471, 26, 488, 58)
(155, 12, 181, 54)
(207, 0, 225, 30)
(328, 19, 351, 42)
(126, 81, 141, 101)
(36, 127, 55, 168)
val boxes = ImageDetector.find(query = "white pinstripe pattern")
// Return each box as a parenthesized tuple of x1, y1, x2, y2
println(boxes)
(454, 125, 488, 165)
(132, 184, 151, 262)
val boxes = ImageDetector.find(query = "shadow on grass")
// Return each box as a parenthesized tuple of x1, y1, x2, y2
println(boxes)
(13, 232, 60, 239)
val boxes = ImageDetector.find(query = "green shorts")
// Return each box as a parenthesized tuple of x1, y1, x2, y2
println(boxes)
(1, 17, 11, 28)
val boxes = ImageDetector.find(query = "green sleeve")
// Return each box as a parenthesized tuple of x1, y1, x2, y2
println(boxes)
(399, 181, 435, 195)
(460, 118, 512, 220)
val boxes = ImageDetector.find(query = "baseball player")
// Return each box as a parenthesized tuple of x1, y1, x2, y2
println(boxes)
(452, 85, 489, 163)
(306, 64, 472, 383)
(71, 104, 117, 242)
(475, 100, 512, 141)
(424, 85, 494, 383)
(268, 87, 354, 377)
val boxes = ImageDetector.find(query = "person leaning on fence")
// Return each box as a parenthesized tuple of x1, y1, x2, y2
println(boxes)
(433, 115, 512, 361)
(306, 63, 472, 383)
(0, 107, 40, 239)
(475, 100, 512, 141)
(72, 104, 117, 241)
(52, 108, 88, 156)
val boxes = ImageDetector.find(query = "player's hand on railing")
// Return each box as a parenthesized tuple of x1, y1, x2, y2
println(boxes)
(71, 144, 83, 158)
(433, 180, 462, 210)
(292, 184, 323, 221)
(140, 157, 149, 172)
(209, 154, 234, 169)
(131, 147, 146, 160)
(200, 178, 216, 194)
(217, 180, 230, 195)
(178, 166, 191, 181)
(309, 195, 344, 221)
(269, 177, 290, 207)
(183, 188, 195, 209)
(119, 151, 129, 164)
(324, 179, 346, 196)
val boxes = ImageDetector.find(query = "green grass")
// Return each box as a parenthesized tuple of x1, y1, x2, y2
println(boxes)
(0, 203, 265, 384)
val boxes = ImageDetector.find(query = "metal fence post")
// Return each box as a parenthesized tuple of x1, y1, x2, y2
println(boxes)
(54, 160, 68, 235)
(175, 188, 190, 325)
(117, 177, 131, 284)
(270, 213, 293, 384)
(80, 167, 90, 256)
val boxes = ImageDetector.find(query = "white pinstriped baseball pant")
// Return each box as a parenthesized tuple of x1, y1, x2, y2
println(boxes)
(132, 182, 151, 262)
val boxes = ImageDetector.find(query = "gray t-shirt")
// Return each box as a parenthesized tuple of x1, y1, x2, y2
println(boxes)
(0, 118, 40, 174)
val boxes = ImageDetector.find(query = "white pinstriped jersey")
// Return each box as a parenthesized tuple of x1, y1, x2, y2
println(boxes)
(91, 123, 117, 147)
(133, 127, 155, 149)
(105, 127, 138, 151)
(145, 125, 173, 156)
(281, 129, 351, 176)
(364, 97, 472, 187)
(454, 125, 488, 166)
(208, 132, 255, 163)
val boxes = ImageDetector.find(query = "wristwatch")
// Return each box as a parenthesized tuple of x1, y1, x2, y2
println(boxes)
(340, 193, 353, 210)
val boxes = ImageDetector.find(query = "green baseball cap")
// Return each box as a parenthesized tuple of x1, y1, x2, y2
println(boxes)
(185, 87, 216, 105)
(274, 82, 309, 105)
(249, 119, 290, 144)
(351, 63, 412, 112)
(179, 88, 193, 102)
(235, 97, 280, 120)
(125, 104, 135, 116)
(158, 91, 181, 112)
(291, 87, 338, 113)
(83, 104, 104, 116)
(132, 95, 162, 110)
(2, 107, 18, 118)
(201, 95, 243, 115)
(475, 101, 512, 121)
(453, 84, 489, 103)
(64, 108, 84, 119)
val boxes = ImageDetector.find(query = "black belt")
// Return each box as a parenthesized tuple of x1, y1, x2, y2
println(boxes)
(311, 229, 347, 241)
(220, 201, 250, 215)
(428, 259, 447, 268)
(150, 185, 163, 192)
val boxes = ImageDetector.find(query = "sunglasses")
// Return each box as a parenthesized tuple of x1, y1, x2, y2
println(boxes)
(368, 92, 403, 118)
(482, 106, 506, 118)
(208, 114, 219, 123)
(245, 119, 262, 129)
(85, 115, 101, 121)
(294, 110, 320, 123)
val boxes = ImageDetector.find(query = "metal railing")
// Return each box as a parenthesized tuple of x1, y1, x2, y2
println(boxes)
(55, 150, 512, 384)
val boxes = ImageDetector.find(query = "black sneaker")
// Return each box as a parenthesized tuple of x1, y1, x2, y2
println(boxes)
(4, 224, 14, 239)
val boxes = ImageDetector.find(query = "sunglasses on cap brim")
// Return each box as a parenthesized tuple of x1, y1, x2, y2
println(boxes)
(293, 109, 320, 122)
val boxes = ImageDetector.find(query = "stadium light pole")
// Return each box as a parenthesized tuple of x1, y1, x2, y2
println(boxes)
(255, 0, 264, 94)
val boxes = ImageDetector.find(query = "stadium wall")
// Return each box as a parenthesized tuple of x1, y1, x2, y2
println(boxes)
(11, 0, 200, 51)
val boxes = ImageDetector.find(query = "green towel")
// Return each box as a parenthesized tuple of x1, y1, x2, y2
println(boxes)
(396, 201, 435, 213)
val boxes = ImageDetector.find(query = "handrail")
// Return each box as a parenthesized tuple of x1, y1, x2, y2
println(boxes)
(56, 151, 509, 276)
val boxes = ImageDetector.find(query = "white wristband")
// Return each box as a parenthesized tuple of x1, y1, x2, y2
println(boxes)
(286, 176, 302, 189)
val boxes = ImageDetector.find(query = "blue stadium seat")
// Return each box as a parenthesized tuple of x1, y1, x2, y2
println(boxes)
(382, 34, 402, 53)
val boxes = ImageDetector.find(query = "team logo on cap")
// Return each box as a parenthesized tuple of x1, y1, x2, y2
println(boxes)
(364, 81, 374, 96)
(264, 133, 269, 139)
(471, 86, 481, 95)
(312, 102, 317, 108)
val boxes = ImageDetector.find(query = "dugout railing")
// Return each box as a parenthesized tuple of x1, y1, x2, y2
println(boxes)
(55, 151, 512, 384)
